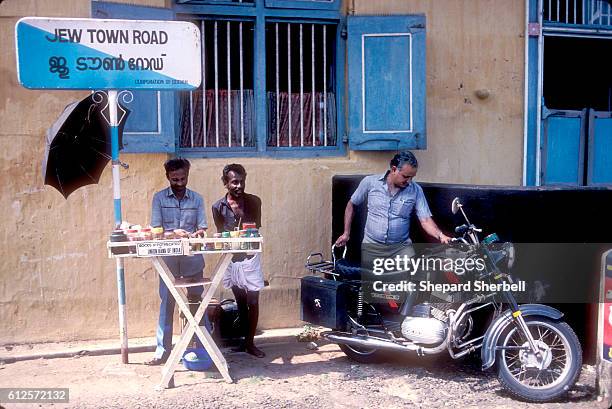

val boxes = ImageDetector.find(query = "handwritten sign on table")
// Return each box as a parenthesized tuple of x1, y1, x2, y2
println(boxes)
(15, 17, 201, 90)
(136, 240, 184, 257)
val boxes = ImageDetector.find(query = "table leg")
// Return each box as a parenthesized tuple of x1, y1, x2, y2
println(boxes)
(152, 255, 234, 388)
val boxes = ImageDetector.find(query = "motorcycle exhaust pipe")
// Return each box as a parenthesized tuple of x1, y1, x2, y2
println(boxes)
(321, 331, 447, 355)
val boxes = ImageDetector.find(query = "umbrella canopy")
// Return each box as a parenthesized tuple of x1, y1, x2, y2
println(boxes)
(43, 94, 130, 198)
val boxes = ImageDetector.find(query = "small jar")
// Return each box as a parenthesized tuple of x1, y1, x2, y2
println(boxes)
(126, 229, 139, 241)
(151, 227, 164, 240)
(242, 222, 256, 230)
(221, 231, 231, 250)
(126, 229, 139, 253)
(239, 232, 248, 250)
(110, 230, 129, 255)
(249, 228, 260, 250)
(230, 230, 240, 250)
(140, 228, 153, 241)
(213, 233, 223, 250)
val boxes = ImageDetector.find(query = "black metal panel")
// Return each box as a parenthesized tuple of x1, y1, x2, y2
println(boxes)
(300, 276, 349, 330)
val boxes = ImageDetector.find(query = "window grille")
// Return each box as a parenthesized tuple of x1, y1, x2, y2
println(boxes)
(179, 20, 256, 149)
(265, 22, 337, 148)
(180, 20, 338, 151)
(544, 0, 612, 26)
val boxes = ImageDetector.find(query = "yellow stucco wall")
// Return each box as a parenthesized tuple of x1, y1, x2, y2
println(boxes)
(0, 0, 525, 344)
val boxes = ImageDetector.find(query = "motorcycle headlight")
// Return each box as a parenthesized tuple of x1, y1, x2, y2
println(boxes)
(503, 242, 515, 269)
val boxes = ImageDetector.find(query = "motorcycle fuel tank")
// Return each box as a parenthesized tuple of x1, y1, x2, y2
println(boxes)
(301, 276, 350, 330)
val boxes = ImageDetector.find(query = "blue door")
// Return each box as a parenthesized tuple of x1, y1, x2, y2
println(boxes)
(541, 107, 587, 185)
(542, 106, 612, 186)
(587, 110, 612, 185)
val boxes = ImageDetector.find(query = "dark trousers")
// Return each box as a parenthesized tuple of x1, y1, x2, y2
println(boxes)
(231, 286, 260, 346)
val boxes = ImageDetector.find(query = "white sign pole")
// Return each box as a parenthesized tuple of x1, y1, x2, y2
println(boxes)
(107, 89, 129, 363)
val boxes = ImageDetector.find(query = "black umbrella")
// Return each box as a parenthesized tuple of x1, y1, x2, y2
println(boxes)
(43, 94, 130, 198)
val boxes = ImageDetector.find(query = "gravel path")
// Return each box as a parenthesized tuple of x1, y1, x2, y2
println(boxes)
(0, 341, 605, 409)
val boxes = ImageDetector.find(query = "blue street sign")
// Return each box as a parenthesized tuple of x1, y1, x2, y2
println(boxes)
(15, 17, 201, 90)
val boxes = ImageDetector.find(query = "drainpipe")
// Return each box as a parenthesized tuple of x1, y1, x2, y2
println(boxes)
(523, 0, 530, 186)
(535, 0, 544, 186)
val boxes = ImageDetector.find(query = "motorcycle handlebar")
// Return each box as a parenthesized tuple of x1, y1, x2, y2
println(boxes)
(455, 224, 483, 234)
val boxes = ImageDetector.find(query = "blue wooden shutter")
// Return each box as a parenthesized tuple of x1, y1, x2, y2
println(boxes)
(587, 110, 612, 186)
(540, 107, 586, 186)
(91, 1, 176, 153)
(347, 15, 426, 151)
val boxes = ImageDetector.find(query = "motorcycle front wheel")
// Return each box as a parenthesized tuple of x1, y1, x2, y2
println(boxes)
(496, 317, 582, 402)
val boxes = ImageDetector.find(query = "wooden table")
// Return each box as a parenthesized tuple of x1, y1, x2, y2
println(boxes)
(108, 236, 263, 388)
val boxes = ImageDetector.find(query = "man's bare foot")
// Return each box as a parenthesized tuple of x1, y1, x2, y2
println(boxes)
(246, 345, 265, 358)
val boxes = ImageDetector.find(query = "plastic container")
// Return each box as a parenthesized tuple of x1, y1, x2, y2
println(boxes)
(230, 230, 240, 250)
(126, 229, 139, 241)
(182, 315, 213, 371)
(151, 227, 164, 240)
(109, 230, 129, 255)
(242, 222, 257, 230)
(182, 347, 213, 371)
(213, 233, 223, 250)
(239, 231, 248, 250)
(140, 228, 153, 241)
(248, 228, 260, 250)
(126, 229, 139, 253)
(221, 231, 231, 250)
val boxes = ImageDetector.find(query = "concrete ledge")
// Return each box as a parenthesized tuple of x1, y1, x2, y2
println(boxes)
(0, 327, 302, 364)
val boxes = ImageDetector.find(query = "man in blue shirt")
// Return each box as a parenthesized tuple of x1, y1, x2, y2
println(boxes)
(145, 158, 207, 366)
(335, 151, 450, 265)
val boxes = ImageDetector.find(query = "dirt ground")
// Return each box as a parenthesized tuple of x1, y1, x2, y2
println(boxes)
(0, 341, 607, 409)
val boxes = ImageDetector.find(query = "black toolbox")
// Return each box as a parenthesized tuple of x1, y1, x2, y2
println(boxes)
(300, 276, 350, 329)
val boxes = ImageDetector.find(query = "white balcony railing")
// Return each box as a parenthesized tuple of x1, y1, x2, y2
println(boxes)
(544, 0, 612, 27)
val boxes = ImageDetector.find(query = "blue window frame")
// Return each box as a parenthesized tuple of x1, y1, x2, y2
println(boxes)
(173, 0, 345, 158)
(265, 0, 341, 11)
(177, 0, 254, 5)
(92, 2, 427, 156)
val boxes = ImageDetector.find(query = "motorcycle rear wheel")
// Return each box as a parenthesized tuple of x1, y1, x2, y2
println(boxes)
(338, 342, 385, 364)
(496, 317, 582, 402)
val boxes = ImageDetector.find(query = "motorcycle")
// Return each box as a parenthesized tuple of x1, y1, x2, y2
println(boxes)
(301, 197, 582, 402)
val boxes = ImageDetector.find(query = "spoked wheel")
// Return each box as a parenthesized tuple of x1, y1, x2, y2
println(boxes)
(496, 317, 582, 402)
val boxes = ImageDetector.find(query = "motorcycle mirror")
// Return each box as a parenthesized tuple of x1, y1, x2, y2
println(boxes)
(455, 224, 469, 235)
(451, 197, 462, 215)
